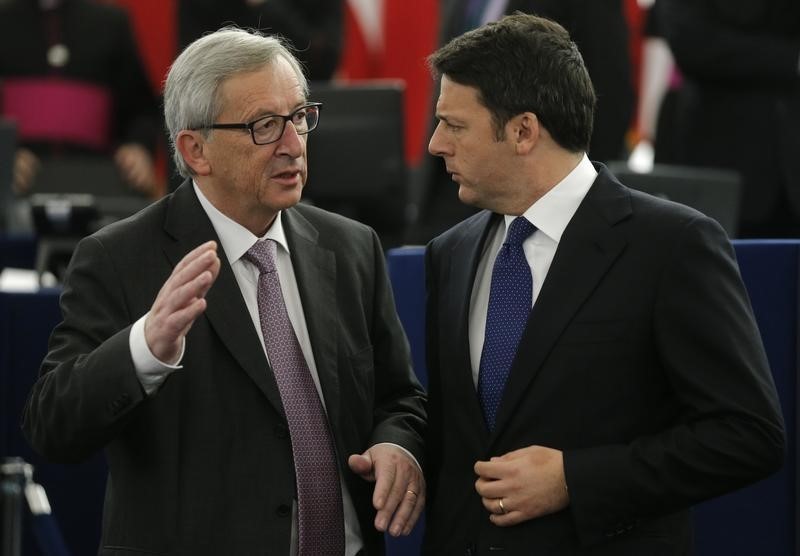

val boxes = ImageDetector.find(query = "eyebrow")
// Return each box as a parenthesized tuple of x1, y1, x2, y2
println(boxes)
(245, 100, 309, 122)
(436, 114, 464, 126)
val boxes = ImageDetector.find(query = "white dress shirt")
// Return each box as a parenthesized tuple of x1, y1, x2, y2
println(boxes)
(468, 154, 597, 386)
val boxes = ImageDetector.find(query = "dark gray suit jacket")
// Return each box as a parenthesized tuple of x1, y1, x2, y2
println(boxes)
(423, 165, 784, 555)
(23, 181, 426, 555)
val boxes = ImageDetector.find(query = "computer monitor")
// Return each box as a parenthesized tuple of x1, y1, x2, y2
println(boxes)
(606, 162, 743, 238)
(304, 81, 407, 247)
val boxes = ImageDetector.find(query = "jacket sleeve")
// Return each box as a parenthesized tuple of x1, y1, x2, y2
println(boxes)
(21, 234, 148, 463)
(563, 215, 786, 545)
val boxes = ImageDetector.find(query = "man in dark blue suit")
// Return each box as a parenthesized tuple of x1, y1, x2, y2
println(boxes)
(423, 13, 785, 554)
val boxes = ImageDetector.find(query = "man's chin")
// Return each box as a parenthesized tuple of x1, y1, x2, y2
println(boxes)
(260, 183, 304, 210)
(457, 185, 481, 208)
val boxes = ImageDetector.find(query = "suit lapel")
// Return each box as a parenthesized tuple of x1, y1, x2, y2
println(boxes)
(282, 208, 342, 428)
(445, 211, 499, 438)
(492, 170, 633, 436)
(162, 181, 286, 415)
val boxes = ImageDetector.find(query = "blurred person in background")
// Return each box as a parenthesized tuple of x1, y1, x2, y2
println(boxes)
(178, 0, 344, 82)
(627, 0, 684, 173)
(659, 0, 800, 238)
(0, 0, 161, 198)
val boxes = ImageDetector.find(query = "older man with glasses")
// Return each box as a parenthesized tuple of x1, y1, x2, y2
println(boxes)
(22, 27, 426, 556)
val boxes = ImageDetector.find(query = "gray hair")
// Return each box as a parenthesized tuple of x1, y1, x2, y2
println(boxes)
(164, 27, 309, 178)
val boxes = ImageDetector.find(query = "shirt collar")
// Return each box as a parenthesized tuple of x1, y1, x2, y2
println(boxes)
(192, 181, 290, 265)
(508, 153, 596, 243)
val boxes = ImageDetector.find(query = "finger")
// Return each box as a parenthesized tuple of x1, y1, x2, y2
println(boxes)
(177, 269, 216, 317)
(167, 271, 216, 330)
(371, 455, 398, 510)
(474, 458, 511, 481)
(145, 296, 208, 364)
(402, 488, 426, 535)
(147, 267, 215, 340)
(155, 258, 218, 318)
(480, 495, 506, 515)
(175, 242, 219, 277)
(150, 272, 213, 335)
(13, 154, 38, 193)
(347, 453, 374, 480)
(156, 244, 218, 304)
(376, 475, 411, 534)
(387, 487, 421, 537)
(162, 296, 208, 339)
(475, 476, 508, 500)
(372, 462, 402, 532)
(489, 509, 524, 527)
(177, 241, 219, 270)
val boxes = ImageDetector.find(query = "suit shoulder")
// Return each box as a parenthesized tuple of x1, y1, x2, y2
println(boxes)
(625, 186, 726, 237)
(592, 167, 724, 238)
(291, 203, 375, 239)
(88, 194, 169, 250)
(428, 210, 492, 252)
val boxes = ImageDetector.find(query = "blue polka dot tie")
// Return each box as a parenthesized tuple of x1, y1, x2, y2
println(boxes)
(244, 240, 344, 555)
(478, 217, 536, 431)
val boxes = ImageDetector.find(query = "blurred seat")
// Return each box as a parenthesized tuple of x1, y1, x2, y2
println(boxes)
(606, 161, 742, 237)
(30, 156, 149, 218)
(24, 157, 150, 282)
(304, 81, 408, 249)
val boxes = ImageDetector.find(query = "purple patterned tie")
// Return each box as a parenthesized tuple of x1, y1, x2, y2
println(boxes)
(478, 217, 536, 431)
(244, 240, 344, 556)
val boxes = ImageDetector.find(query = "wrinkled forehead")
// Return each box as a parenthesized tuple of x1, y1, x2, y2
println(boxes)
(217, 58, 306, 117)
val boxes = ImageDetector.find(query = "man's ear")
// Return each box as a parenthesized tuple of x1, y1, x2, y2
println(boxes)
(510, 112, 540, 155)
(176, 130, 212, 176)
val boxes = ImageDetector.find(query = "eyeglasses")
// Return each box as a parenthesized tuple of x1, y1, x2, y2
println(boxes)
(194, 102, 322, 145)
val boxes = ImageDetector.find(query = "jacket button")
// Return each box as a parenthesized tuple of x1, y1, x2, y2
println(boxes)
(274, 424, 288, 438)
(276, 504, 291, 517)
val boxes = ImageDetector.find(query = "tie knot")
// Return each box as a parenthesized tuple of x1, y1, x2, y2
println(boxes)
(505, 217, 536, 246)
(243, 240, 277, 274)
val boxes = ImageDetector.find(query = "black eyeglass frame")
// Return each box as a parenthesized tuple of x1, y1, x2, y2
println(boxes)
(193, 102, 323, 145)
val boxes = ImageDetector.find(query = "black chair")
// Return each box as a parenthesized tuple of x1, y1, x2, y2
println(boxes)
(305, 81, 408, 249)
(606, 162, 743, 238)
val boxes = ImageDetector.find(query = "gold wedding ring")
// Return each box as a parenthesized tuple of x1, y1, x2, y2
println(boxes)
(407, 489, 418, 497)
(498, 498, 507, 514)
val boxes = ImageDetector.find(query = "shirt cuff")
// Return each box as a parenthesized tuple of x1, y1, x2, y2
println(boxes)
(130, 312, 184, 395)
(372, 442, 423, 472)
